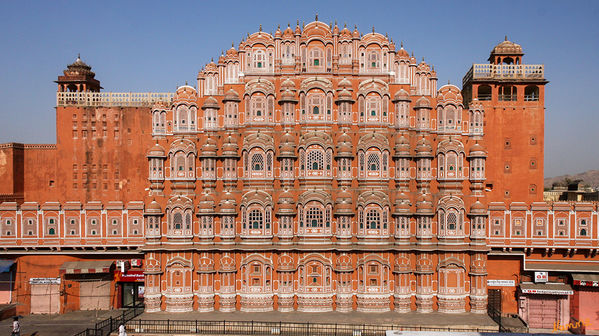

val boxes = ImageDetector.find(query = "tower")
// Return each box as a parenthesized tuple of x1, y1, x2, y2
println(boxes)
(462, 38, 547, 202)
(55, 55, 102, 92)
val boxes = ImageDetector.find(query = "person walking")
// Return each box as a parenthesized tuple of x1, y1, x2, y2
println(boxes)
(11, 316, 20, 336)
(118, 323, 127, 336)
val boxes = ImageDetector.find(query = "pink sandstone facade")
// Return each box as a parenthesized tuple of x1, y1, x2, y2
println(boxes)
(0, 20, 597, 330)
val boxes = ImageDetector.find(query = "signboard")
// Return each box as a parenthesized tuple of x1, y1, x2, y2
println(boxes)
(534, 271, 548, 283)
(29, 277, 61, 285)
(573, 280, 599, 287)
(487, 279, 516, 287)
(116, 270, 145, 283)
(521, 288, 573, 295)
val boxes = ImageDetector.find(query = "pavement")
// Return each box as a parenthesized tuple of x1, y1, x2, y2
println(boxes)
(0, 310, 123, 336)
(135, 310, 499, 331)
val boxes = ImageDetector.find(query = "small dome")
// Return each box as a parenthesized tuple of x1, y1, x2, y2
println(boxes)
(223, 89, 240, 102)
(415, 137, 433, 156)
(147, 144, 166, 158)
(491, 38, 523, 56)
(281, 78, 295, 90)
(397, 47, 409, 58)
(468, 143, 487, 157)
(393, 192, 411, 215)
(393, 135, 411, 157)
(197, 193, 216, 212)
(335, 254, 353, 272)
(393, 89, 410, 102)
(64, 55, 95, 77)
(416, 193, 434, 214)
(470, 200, 486, 214)
(219, 255, 236, 273)
(219, 197, 237, 214)
(335, 132, 353, 157)
(336, 89, 354, 103)
(415, 96, 431, 108)
(201, 137, 218, 157)
(279, 89, 298, 103)
(338, 78, 352, 89)
(174, 85, 197, 103)
(201, 96, 220, 110)
(277, 254, 295, 271)
(198, 255, 216, 273)
(278, 132, 296, 157)
(145, 200, 162, 214)
(222, 135, 239, 157)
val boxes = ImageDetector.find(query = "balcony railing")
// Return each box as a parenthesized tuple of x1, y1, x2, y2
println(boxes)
(463, 64, 544, 84)
(57, 92, 174, 107)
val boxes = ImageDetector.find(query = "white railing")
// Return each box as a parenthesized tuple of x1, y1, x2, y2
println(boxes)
(57, 92, 174, 107)
(463, 64, 544, 83)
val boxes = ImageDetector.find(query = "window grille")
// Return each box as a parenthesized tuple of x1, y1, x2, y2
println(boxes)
(306, 207, 323, 228)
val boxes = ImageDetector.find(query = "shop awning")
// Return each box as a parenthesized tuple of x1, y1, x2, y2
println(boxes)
(0, 260, 14, 273)
(60, 260, 114, 275)
(520, 282, 573, 295)
(572, 273, 599, 287)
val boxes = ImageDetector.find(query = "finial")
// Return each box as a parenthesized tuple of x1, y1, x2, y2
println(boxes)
(354, 24, 357, 30)
(315, 13, 318, 21)
(401, 41, 404, 48)
(247, 32, 250, 38)
(372, 26, 375, 34)
(211, 57, 213, 62)
(277, 24, 280, 29)
(296, 19, 299, 26)
(287, 22, 290, 27)
(422, 56, 424, 62)
(505, 35, 508, 41)
(186, 81, 188, 86)
(232, 41, 234, 48)
(335, 20, 337, 26)
(385, 32, 388, 38)
(448, 80, 450, 85)
(344, 22, 347, 28)
(411, 51, 414, 57)
(259, 24, 262, 32)
(77, 53, 80, 60)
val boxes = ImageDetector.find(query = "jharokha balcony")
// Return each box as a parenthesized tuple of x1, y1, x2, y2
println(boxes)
(463, 63, 545, 84)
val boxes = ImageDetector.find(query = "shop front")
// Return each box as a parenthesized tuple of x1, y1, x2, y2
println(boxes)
(518, 282, 573, 329)
(116, 269, 145, 308)
(571, 273, 599, 331)
(29, 277, 61, 314)
(60, 260, 115, 311)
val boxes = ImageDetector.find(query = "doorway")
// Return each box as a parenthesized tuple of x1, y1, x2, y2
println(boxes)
(121, 282, 144, 308)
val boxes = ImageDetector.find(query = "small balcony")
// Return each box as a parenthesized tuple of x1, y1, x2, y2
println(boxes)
(463, 64, 544, 84)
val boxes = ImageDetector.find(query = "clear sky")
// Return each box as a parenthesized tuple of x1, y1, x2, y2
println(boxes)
(0, 0, 597, 177)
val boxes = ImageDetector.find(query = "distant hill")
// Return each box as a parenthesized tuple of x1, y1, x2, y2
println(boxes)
(544, 170, 599, 189)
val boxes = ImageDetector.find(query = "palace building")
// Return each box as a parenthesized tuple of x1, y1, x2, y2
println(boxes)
(1, 19, 598, 330)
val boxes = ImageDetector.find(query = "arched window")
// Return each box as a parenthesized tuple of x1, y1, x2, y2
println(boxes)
(309, 48, 323, 69)
(499, 85, 517, 101)
(368, 51, 380, 70)
(368, 153, 380, 171)
(252, 153, 263, 171)
(525, 85, 539, 101)
(477, 85, 491, 101)
(307, 150, 323, 171)
(249, 209, 263, 229)
(173, 212, 182, 230)
(253, 50, 266, 69)
(307, 93, 324, 121)
(306, 206, 323, 228)
(366, 96, 381, 122)
(447, 212, 457, 230)
(366, 209, 380, 229)
(251, 95, 266, 121)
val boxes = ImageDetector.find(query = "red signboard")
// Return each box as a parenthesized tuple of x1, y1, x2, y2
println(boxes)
(573, 280, 599, 287)
(115, 270, 145, 283)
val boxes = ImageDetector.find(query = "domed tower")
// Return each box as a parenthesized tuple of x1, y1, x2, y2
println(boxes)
(462, 38, 547, 203)
(56, 55, 102, 92)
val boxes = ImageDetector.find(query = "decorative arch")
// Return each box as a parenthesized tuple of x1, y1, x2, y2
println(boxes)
(240, 191, 273, 236)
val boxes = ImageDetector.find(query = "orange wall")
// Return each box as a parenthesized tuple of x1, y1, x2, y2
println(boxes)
(487, 254, 522, 314)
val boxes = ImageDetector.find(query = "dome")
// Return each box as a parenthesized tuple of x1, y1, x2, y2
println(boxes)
(335, 254, 353, 272)
(174, 85, 197, 103)
(222, 135, 239, 157)
(279, 89, 298, 103)
(416, 193, 434, 214)
(281, 78, 296, 90)
(198, 255, 215, 273)
(393, 192, 412, 215)
(278, 132, 297, 157)
(219, 254, 236, 273)
(197, 193, 216, 213)
(339, 26, 352, 40)
(338, 78, 352, 89)
(397, 46, 409, 58)
(200, 137, 218, 157)
(393, 89, 410, 102)
(64, 55, 95, 77)
(491, 37, 523, 56)
(282, 25, 294, 39)
(415, 137, 433, 157)
(334, 189, 354, 215)
(393, 257, 411, 273)
(469, 200, 486, 215)
(277, 254, 295, 272)
(468, 143, 487, 158)
(223, 89, 240, 102)
(393, 135, 411, 158)
(415, 96, 431, 109)
(145, 200, 162, 215)
(219, 197, 237, 215)
(336, 89, 354, 103)
(147, 144, 166, 158)
(335, 132, 353, 157)
(201, 96, 220, 110)
(276, 190, 296, 215)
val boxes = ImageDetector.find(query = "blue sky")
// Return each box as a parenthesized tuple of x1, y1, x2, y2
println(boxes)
(0, 0, 597, 177)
